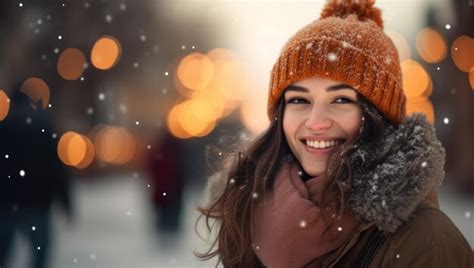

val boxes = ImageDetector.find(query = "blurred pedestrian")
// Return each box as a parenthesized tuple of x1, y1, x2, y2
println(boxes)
(0, 88, 74, 268)
(147, 129, 186, 235)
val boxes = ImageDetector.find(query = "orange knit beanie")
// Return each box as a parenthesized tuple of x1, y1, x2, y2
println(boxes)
(267, 0, 406, 124)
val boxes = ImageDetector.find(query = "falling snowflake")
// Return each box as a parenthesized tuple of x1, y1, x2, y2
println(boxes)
(105, 14, 112, 23)
(466, 211, 471, 219)
(19, 3, 23, 7)
(32, 226, 36, 231)
(252, 192, 259, 199)
(443, 117, 449, 124)
(396, 254, 400, 259)
(58, 35, 62, 40)
(98, 93, 105, 100)
(5, 154, 9, 159)
(445, 24, 451, 30)
(337, 227, 343, 231)
(327, 53, 337, 62)
(299, 220, 307, 228)
(421, 161, 427, 167)
(119, 3, 126, 10)
(119, 104, 127, 113)
(19, 170, 26, 177)
(135, 121, 140, 125)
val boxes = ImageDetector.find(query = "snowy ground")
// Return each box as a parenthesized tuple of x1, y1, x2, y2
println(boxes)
(6, 174, 473, 268)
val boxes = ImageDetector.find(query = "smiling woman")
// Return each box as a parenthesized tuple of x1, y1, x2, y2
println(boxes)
(196, 0, 473, 267)
(283, 78, 362, 177)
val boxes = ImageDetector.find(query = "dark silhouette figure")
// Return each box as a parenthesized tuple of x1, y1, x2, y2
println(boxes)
(147, 130, 186, 235)
(0, 89, 73, 268)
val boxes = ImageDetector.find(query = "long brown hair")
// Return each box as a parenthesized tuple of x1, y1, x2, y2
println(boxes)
(195, 91, 391, 267)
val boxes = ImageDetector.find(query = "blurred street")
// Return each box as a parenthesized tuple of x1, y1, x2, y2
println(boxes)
(5, 175, 472, 268)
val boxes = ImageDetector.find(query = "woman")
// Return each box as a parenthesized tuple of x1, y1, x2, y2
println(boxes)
(197, 0, 473, 267)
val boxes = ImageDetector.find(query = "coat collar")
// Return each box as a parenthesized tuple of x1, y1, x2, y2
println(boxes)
(346, 113, 446, 233)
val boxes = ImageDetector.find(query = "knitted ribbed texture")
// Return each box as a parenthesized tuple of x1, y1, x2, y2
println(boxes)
(267, 9, 406, 124)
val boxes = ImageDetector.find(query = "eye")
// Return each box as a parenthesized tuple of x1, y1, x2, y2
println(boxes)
(334, 97, 355, 104)
(286, 97, 309, 104)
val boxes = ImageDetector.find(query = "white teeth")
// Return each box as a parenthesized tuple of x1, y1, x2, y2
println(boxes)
(305, 139, 342, 149)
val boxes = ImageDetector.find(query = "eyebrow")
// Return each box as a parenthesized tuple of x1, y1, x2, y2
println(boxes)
(285, 83, 355, 93)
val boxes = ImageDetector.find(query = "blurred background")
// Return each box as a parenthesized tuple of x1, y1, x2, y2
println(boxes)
(0, 0, 472, 267)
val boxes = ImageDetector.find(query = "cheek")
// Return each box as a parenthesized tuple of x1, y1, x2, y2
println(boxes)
(339, 110, 362, 139)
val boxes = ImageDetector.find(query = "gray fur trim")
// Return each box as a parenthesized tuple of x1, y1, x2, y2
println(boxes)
(347, 113, 446, 233)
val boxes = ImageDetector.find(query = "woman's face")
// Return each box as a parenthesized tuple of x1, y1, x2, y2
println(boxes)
(282, 77, 362, 177)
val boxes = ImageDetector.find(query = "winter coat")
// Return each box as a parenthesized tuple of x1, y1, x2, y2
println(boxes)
(308, 114, 473, 267)
(307, 192, 473, 267)
(205, 114, 473, 267)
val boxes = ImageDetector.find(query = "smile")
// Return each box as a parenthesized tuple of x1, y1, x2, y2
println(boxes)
(301, 139, 345, 149)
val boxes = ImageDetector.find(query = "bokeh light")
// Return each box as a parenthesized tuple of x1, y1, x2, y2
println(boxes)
(470, 67, 474, 90)
(167, 103, 192, 139)
(94, 125, 136, 164)
(0, 90, 10, 122)
(91, 36, 122, 70)
(57, 48, 86, 80)
(58, 132, 88, 167)
(401, 59, 432, 100)
(177, 53, 214, 91)
(20, 77, 50, 110)
(177, 100, 216, 138)
(406, 98, 435, 124)
(451, 35, 474, 72)
(416, 27, 447, 63)
(75, 135, 95, 169)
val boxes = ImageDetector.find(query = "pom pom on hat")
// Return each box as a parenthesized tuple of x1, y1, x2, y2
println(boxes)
(320, 0, 383, 29)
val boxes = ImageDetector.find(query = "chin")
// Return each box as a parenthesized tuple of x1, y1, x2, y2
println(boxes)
(302, 164, 324, 177)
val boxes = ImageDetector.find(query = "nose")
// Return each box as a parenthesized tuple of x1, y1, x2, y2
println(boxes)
(305, 106, 332, 131)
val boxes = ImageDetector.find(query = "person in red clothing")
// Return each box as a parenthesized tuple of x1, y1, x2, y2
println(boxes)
(147, 129, 186, 234)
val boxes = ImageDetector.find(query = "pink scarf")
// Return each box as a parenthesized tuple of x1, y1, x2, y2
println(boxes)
(251, 161, 359, 268)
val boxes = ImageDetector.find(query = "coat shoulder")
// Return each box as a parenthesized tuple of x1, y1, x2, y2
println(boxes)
(371, 203, 473, 266)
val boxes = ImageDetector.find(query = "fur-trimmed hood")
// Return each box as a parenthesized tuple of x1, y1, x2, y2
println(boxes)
(347, 113, 445, 233)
